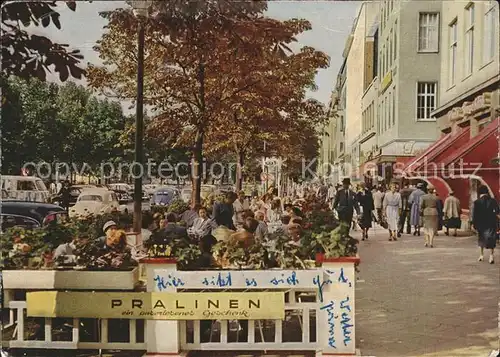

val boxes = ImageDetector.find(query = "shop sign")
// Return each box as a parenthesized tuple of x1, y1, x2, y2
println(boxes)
(26, 291, 285, 320)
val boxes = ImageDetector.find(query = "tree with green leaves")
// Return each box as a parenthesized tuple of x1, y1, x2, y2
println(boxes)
(1, 1, 84, 81)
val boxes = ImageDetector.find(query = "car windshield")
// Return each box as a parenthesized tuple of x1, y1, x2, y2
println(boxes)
(79, 195, 103, 202)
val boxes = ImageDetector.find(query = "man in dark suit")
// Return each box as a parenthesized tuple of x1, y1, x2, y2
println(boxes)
(212, 191, 237, 230)
(398, 182, 413, 236)
(333, 178, 360, 233)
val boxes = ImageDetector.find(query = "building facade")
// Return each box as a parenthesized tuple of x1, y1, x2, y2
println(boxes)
(373, 1, 444, 180)
(405, 0, 499, 214)
(344, 2, 380, 177)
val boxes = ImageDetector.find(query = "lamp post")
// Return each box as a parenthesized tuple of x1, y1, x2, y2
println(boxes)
(130, 1, 150, 233)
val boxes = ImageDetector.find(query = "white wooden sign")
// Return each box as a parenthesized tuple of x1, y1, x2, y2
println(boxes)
(151, 269, 321, 291)
(318, 262, 356, 355)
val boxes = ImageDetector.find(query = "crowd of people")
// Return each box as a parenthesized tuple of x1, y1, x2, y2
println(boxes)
(319, 177, 498, 264)
(46, 178, 498, 267)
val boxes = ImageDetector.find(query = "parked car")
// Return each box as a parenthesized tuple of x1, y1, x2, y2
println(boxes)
(1, 175, 50, 202)
(150, 187, 179, 206)
(69, 188, 126, 218)
(1, 214, 40, 232)
(110, 189, 132, 204)
(49, 184, 96, 207)
(108, 183, 133, 195)
(180, 188, 192, 203)
(201, 185, 217, 200)
(143, 184, 158, 198)
(1, 201, 66, 225)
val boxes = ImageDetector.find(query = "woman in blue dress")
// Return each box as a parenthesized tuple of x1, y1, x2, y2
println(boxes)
(408, 183, 426, 236)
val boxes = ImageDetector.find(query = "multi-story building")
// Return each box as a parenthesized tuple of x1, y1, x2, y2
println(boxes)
(318, 92, 338, 179)
(321, 58, 348, 184)
(364, 0, 444, 184)
(360, 14, 380, 185)
(344, 2, 380, 176)
(405, 0, 499, 212)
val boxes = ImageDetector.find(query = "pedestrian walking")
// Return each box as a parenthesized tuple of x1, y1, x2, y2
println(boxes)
(398, 182, 413, 237)
(419, 185, 439, 248)
(409, 182, 425, 236)
(332, 177, 360, 234)
(357, 182, 374, 240)
(383, 183, 401, 241)
(444, 191, 461, 237)
(373, 186, 385, 224)
(472, 185, 498, 264)
(58, 181, 71, 212)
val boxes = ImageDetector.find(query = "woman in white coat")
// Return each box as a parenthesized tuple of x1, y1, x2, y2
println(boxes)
(383, 183, 402, 241)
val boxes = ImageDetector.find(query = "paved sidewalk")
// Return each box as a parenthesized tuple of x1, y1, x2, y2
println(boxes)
(355, 225, 499, 357)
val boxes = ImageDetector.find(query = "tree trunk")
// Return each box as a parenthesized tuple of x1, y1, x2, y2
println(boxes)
(191, 61, 206, 207)
(191, 129, 204, 207)
(235, 149, 244, 192)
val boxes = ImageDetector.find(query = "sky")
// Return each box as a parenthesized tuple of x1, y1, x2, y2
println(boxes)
(32, 1, 359, 106)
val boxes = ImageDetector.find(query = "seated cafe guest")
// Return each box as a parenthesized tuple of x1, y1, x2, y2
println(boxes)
(181, 204, 201, 228)
(163, 212, 188, 239)
(254, 211, 268, 240)
(98, 220, 129, 252)
(230, 217, 259, 248)
(53, 232, 89, 265)
(287, 223, 302, 246)
(190, 206, 217, 240)
(195, 234, 219, 269)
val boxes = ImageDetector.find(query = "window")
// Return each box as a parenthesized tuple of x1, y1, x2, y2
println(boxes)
(465, 4, 474, 75)
(418, 13, 439, 52)
(449, 20, 458, 86)
(393, 23, 397, 61)
(483, 4, 496, 63)
(17, 180, 36, 190)
(389, 30, 393, 67)
(79, 195, 103, 202)
(392, 88, 396, 125)
(416, 82, 437, 120)
(386, 95, 390, 128)
(385, 40, 391, 69)
(378, 104, 381, 133)
(382, 46, 386, 75)
(383, 98, 387, 131)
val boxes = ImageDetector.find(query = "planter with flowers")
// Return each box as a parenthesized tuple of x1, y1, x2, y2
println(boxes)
(1, 217, 139, 290)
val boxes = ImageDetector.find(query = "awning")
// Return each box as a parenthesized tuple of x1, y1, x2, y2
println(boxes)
(440, 117, 499, 168)
(403, 134, 451, 172)
(405, 128, 471, 174)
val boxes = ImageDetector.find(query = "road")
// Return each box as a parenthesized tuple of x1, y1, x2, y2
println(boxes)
(355, 225, 499, 356)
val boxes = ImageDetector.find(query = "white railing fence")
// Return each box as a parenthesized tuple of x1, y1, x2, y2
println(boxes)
(178, 288, 318, 351)
(4, 301, 146, 350)
(2, 257, 358, 356)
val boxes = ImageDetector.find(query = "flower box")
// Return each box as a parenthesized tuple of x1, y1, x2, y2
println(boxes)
(2, 268, 139, 290)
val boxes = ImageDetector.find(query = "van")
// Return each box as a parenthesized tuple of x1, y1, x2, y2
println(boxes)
(1, 175, 49, 202)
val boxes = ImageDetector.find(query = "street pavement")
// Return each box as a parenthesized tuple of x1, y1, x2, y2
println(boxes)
(355, 225, 499, 357)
